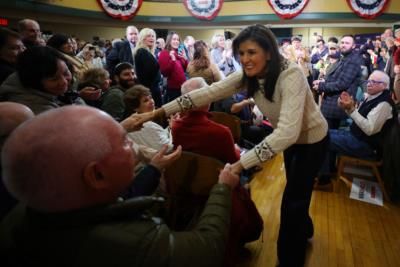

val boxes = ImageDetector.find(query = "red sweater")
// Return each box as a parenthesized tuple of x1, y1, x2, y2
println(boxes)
(158, 49, 188, 90)
(172, 110, 240, 164)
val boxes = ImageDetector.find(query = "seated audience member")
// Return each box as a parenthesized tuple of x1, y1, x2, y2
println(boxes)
(0, 28, 25, 84)
(122, 144, 182, 199)
(171, 77, 240, 164)
(0, 46, 72, 114)
(77, 68, 110, 108)
(124, 85, 173, 152)
(0, 102, 34, 220)
(17, 19, 41, 48)
(101, 62, 136, 121)
(317, 70, 397, 186)
(213, 93, 272, 147)
(46, 33, 89, 78)
(77, 43, 104, 69)
(0, 106, 238, 267)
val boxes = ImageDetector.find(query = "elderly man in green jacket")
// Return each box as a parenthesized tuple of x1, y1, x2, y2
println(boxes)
(0, 106, 238, 267)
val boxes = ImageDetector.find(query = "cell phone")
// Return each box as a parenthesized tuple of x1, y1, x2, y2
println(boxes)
(178, 44, 185, 54)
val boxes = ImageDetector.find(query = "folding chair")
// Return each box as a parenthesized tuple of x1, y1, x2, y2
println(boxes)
(336, 155, 389, 201)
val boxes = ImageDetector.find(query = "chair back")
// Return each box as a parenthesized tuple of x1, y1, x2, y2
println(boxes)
(209, 111, 241, 143)
(164, 151, 224, 229)
(164, 151, 224, 196)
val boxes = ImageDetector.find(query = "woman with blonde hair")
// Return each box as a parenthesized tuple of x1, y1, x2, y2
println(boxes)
(210, 34, 238, 77)
(134, 28, 162, 107)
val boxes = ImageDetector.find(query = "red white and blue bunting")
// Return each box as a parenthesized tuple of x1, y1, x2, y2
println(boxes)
(267, 0, 310, 19)
(97, 0, 143, 21)
(346, 0, 389, 19)
(184, 0, 223, 21)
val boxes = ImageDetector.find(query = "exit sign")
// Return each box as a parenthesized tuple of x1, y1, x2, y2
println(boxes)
(0, 18, 9, 26)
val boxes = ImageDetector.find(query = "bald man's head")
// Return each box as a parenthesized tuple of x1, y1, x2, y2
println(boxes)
(18, 19, 41, 45)
(0, 102, 34, 149)
(2, 106, 136, 212)
(181, 77, 209, 111)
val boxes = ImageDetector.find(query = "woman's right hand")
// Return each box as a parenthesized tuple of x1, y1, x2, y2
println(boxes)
(169, 50, 176, 61)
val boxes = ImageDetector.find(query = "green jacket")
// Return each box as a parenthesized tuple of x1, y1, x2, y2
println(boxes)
(100, 86, 125, 121)
(0, 184, 231, 267)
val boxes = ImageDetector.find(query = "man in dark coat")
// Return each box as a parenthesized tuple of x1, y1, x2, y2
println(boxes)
(106, 25, 138, 76)
(0, 106, 239, 267)
(313, 35, 363, 129)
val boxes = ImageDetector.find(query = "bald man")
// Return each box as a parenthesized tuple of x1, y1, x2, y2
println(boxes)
(18, 19, 41, 48)
(0, 102, 34, 220)
(0, 106, 239, 267)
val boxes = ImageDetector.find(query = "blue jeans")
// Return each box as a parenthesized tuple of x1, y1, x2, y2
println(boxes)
(320, 129, 376, 176)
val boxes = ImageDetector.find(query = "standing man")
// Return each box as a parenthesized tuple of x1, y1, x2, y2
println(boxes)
(313, 35, 363, 129)
(17, 19, 41, 48)
(106, 25, 138, 76)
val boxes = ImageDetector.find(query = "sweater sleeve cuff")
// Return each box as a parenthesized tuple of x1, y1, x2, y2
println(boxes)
(240, 149, 262, 169)
(163, 101, 180, 116)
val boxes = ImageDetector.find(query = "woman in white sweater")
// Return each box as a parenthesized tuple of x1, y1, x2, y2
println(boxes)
(130, 25, 328, 267)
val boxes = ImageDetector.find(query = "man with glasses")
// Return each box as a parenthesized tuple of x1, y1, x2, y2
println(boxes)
(317, 70, 397, 187)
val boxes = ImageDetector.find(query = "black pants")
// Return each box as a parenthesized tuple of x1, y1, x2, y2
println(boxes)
(277, 135, 329, 267)
(326, 118, 341, 130)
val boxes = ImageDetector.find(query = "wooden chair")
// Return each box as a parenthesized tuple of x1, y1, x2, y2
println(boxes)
(209, 111, 241, 143)
(336, 155, 389, 201)
(163, 151, 224, 230)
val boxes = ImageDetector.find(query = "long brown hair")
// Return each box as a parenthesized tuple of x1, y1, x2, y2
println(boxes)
(164, 31, 179, 51)
(191, 40, 210, 70)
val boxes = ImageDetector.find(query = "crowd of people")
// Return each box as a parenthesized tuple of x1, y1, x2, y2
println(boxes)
(0, 18, 400, 267)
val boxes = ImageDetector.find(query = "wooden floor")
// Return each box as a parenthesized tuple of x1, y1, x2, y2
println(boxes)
(237, 153, 400, 267)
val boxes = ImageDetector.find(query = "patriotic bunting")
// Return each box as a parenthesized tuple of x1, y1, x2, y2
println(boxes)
(346, 0, 389, 19)
(97, 0, 143, 21)
(267, 0, 310, 19)
(184, 0, 223, 21)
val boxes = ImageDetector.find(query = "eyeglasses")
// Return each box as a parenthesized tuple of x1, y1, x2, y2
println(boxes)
(364, 79, 385, 85)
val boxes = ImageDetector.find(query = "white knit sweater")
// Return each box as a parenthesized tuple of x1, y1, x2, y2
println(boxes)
(163, 62, 328, 169)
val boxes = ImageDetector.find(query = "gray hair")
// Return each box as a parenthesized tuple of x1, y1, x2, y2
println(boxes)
(181, 77, 208, 95)
(372, 70, 390, 88)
